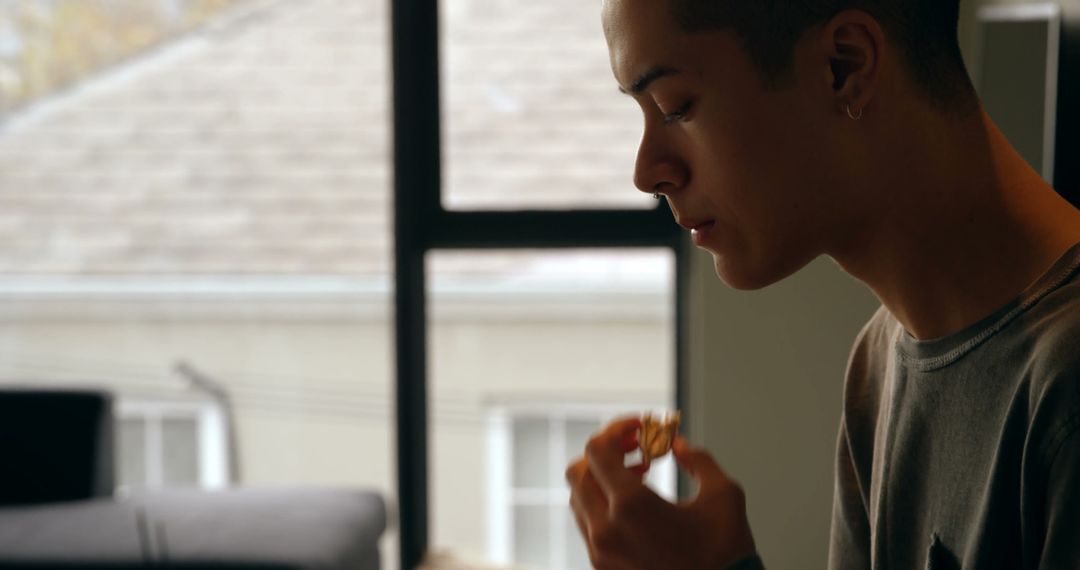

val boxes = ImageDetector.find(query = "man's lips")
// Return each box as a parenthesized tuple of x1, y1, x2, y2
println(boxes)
(677, 219, 716, 231)
(676, 218, 717, 246)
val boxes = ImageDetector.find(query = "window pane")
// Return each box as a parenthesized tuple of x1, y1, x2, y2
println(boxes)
(513, 505, 551, 568)
(512, 417, 550, 489)
(118, 418, 146, 488)
(162, 417, 200, 487)
(563, 418, 601, 466)
(0, 0, 394, 564)
(565, 509, 592, 570)
(429, 249, 675, 567)
(441, 0, 652, 211)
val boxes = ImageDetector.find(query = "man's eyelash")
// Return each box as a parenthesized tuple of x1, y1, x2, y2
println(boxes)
(663, 101, 693, 125)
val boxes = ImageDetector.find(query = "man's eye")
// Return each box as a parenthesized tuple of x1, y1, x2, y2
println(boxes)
(662, 101, 693, 125)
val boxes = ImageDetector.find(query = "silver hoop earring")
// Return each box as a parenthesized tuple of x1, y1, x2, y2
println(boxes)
(846, 104, 863, 121)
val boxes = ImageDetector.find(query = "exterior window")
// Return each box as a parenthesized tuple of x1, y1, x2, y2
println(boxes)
(487, 407, 676, 570)
(116, 399, 228, 491)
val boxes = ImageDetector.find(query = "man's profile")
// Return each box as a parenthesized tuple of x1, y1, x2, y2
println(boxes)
(564, 0, 1080, 568)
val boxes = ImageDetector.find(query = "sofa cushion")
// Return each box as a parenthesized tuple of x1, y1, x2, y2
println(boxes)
(0, 487, 386, 570)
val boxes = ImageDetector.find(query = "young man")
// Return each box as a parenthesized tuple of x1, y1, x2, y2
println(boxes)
(564, 0, 1080, 568)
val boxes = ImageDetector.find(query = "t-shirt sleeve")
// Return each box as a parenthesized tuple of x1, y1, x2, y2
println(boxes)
(1038, 414, 1080, 569)
(828, 413, 871, 570)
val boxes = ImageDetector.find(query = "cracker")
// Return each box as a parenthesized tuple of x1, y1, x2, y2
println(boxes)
(638, 411, 681, 463)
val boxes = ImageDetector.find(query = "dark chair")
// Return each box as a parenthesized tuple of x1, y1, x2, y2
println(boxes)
(0, 387, 114, 505)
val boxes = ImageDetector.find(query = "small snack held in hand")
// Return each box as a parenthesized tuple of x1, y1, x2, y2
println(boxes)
(638, 411, 681, 464)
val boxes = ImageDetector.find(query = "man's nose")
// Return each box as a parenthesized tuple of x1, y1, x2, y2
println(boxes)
(633, 128, 687, 195)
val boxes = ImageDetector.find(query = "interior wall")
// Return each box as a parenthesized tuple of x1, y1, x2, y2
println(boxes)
(686, 1, 1075, 567)
(686, 248, 879, 569)
(962, 0, 1079, 205)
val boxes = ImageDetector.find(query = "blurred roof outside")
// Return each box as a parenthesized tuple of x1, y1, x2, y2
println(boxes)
(0, 0, 668, 315)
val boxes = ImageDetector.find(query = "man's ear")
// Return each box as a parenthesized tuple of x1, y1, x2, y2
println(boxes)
(824, 11, 881, 115)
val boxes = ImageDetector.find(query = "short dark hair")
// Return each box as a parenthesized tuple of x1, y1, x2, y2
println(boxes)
(670, 0, 977, 112)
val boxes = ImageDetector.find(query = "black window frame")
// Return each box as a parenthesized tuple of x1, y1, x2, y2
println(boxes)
(391, 1, 690, 568)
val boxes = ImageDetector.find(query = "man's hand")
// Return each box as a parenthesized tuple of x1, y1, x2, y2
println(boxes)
(565, 417, 757, 570)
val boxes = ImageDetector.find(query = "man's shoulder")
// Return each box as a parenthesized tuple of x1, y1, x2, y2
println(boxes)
(846, 305, 895, 373)
(1017, 275, 1080, 466)
(841, 305, 896, 408)
(1022, 273, 1080, 379)
(855, 304, 893, 344)
(1019, 276, 1080, 420)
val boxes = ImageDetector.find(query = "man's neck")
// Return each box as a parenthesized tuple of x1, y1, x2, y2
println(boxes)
(833, 109, 1080, 341)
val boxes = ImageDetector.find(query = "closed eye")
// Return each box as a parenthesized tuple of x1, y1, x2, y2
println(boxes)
(663, 101, 693, 125)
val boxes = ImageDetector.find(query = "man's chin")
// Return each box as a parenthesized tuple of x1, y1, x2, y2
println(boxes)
(711, 251, 802, 291)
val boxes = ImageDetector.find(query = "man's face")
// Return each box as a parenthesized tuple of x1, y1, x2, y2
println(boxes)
(603, 0, 847, 290)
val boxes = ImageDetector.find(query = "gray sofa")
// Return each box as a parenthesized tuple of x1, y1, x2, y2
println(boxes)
(0, 487, 385, 569)
(0, 388, 386, 569)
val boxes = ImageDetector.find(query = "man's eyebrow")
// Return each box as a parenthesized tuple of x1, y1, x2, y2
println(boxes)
(618, 66, 682, 95)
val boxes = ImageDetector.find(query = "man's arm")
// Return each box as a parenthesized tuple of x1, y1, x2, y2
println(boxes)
(1038, 414, 1080, 569)
(828, 413, 872, 570)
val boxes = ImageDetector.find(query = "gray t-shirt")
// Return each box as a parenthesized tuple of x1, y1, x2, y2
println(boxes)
(828, 241, 1080, 569)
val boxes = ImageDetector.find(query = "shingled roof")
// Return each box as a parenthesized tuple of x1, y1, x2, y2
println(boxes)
(0, 0, 657, 281)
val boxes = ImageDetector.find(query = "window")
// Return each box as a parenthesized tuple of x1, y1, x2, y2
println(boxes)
(116, 398, 228, 491)
(394, 0, 688, 561)
(0, 0, 397, 561)
(426, 249, 678, 568)
(440, 0, 651, 211)
(0, 1, 688, 569)
(486, 406, 676, 569)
